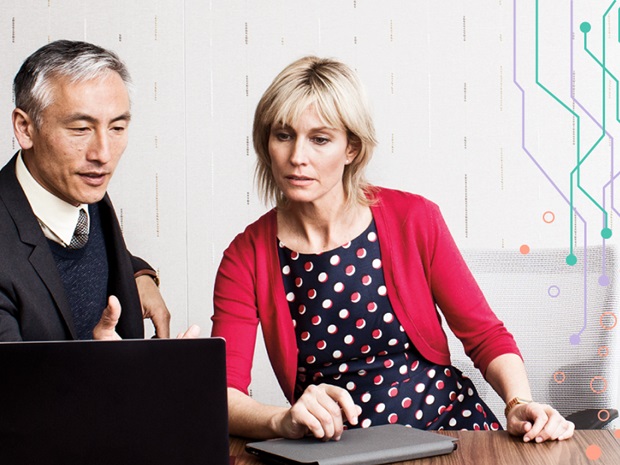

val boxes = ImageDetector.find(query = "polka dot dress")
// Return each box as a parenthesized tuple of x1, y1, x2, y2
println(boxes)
(278, 219, 501, 431)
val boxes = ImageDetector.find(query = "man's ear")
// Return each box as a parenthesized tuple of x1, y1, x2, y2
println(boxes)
(12, 108, 35, 150)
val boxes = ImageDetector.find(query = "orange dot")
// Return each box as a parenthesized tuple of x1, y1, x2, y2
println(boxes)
(542, 211, 555, 223)
(520, 244, 530, 255)
(586, 444, 602, 460)
(614, 429, 620, 439)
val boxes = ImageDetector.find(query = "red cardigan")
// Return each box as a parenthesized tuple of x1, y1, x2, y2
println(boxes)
(212, 187, 521, 402)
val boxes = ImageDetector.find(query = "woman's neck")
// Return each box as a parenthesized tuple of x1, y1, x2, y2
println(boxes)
(277, 200, 372, 254)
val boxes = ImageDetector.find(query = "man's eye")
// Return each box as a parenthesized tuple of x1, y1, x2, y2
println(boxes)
(70, 127, 89, 133)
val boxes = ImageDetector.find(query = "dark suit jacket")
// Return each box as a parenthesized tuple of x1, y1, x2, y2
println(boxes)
(0, 154, 147, 341)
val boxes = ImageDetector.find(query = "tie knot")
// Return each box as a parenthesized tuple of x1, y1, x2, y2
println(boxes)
(68, 208, 89, 249)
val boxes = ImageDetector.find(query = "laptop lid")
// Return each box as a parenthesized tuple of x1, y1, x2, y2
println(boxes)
(245, 424, 457, 465)
(0, 337, 229, 465)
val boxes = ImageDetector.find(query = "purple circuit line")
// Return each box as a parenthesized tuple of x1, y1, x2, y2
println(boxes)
(513, 0, 589, 339)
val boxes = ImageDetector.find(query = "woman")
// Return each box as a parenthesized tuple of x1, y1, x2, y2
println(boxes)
(212, 56, 574, 443)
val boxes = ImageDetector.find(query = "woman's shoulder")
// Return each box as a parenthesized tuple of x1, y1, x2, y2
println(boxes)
(369, 186, 439, 213)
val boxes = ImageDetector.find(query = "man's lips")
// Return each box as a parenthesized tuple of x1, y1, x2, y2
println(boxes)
(79, 172, 109, 186)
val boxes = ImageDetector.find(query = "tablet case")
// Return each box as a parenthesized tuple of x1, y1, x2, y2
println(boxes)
(245, 424, 458, 465)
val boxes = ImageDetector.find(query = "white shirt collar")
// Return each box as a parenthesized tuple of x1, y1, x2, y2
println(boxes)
(15, 151, 90, 247)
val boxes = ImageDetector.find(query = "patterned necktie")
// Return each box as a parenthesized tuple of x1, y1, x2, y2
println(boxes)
(68, 208, 89, 249)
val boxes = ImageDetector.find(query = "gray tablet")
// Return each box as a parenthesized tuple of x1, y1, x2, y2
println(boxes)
(245, 424, 457, 465)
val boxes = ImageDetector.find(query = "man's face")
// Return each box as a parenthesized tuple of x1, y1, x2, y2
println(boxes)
(18, 71, 131, 206)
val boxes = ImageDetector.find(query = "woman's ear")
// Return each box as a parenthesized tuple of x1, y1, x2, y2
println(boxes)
(346, 134, 361, 164)
(12, 108, 35, 150)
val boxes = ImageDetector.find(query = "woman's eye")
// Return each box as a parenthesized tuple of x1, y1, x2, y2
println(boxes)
(312, 137, 329, 145)
(276, 132, 292, 141)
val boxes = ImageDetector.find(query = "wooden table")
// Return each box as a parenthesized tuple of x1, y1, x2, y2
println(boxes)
(230, 429, 620, 465)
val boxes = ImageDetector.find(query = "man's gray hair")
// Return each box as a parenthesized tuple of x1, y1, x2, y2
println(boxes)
(13, 40, 132, 127)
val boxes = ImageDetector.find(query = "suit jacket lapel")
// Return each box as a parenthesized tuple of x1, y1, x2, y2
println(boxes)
(0, 154, 77, 338)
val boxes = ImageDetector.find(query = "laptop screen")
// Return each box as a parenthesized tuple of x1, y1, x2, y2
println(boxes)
(0, 337, 229, 465)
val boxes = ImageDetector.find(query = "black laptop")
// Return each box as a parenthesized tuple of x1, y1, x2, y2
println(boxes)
(0, 337, 229, 465)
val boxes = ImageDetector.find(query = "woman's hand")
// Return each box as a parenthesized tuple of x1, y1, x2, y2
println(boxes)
(506, 402, 575, 442)
(275, 384, 362, 441)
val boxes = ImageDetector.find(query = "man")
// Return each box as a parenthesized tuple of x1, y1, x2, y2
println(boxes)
(0, 40, 173, 341)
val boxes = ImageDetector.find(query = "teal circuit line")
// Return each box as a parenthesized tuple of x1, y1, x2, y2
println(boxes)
(535, 0, 613, 265)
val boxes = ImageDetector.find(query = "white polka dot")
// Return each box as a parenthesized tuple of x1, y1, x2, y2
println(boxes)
(372, 258, 382, 269)
(339, 309, 350, 319)
(327, 324, 338, 334)
(425, 395, 435, 405)
(361, 419, 372, 428)
(358, 369, 367, 376)
(367, 232, 377, 242)
(388, 338, 398, 346)
(333, 350, 342, 359)
(377, 285, 387, 296)
(322, 299, 333, 309)
(457, 394, 465, 402)
(361, 392, 371, 403)
(375, 403, 386, 413)
(415, 410, 424, 420)
(344, 335, 355, 345)
(346, 381, 356, 391)
(286, 292, 295, 302)
(468, 388, 474, 396)
(282, 265, 291, 275)
(449, 418, 457, 427)
(462, 410, 472, 418)
(342, 241, 352, 249)
(427, 369, 436, 379)
(318, 272, 328, 283)
(415, 383, 425, 393)
(399, 365, 408, 375)
(334, 282, 345, 293)
(339, 363, 349, 373)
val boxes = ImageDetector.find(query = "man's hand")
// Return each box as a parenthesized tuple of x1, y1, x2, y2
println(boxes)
(135, 275, 171, 338)
(93, 295, 122, 340)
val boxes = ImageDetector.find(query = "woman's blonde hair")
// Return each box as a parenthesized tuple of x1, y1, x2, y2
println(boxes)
(253, 56, 378, 208)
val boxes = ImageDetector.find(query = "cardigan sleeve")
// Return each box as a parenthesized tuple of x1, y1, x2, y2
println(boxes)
(423, 200, 522, 375)
(211, 230, 260, 395)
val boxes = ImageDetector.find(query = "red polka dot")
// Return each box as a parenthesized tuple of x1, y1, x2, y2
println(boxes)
(342, 241, 352, 249)
(345, 265, 356, 276)
(361, 344, 371, 354)
(449, 392, 457, 401)
(491, 422, 500, 431)
(388, 387, 398, 398)
(298, 305, 306, 314)
(306, 355, 315, 364)
(411, 360, 419, 371)
(304, 262, 313, 272)
(351, 292, 361, 303)
(383, 359, 394, 369)
(374, 375, 384, 385)
(316, 340, 326, 350)
(362, 275, 372, 286)
(295, 277, 303, 287)
(436, 380, 445, 390)
(444, 368, 452, 377)
(291, 252, 299, 260)
(307, 289, 317, 299)
(355, 318, 366, 329)
(476, 403, 483, 413)
(402, 398, 412, 408)
(388, 414, 398, 424)
(311, 315, 321, 325)
(372, 329, 382, 339)
(365, 356, 375, 364)
(367, 302, 378, 312)
(438, 405, 446, 415)
(301, 331, 310, 341)
(473, 424, 480, 431)
(356, 248, 367, 258)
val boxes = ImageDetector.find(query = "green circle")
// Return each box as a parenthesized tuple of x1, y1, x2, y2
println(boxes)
(580, 22, 591, 33)
(601, 228, 612, 239)
(566, 254, 578, 266)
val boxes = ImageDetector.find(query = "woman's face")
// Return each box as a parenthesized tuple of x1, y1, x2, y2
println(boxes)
(268, 105, 357, 208)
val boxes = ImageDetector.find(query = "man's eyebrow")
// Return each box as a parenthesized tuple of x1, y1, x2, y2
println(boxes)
(61, 112, 132, 125)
